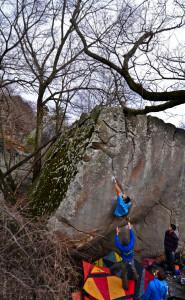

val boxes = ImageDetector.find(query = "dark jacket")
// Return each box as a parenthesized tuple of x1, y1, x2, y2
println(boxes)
(115, 228, 135, 263)
(164, 230, 178, 252)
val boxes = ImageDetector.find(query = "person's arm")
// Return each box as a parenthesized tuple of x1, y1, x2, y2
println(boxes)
(114, 181, 122, 196)
(115, 226, 127, 252)
(164, 231, 167, 241)
(165, 283, 169, 300)
(127, 228, 135, 249)
(115, 234, 127, 252)
(164, 230, 168, 247)
(173, 234, 179, 251)
(141, 282, 152, 300)
(112, 176, 124, 196)
(164, 283, 168, 300)
(115, 177, 124, 193)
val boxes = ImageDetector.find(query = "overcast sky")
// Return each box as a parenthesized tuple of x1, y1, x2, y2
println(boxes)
(151, 105, 185, 127)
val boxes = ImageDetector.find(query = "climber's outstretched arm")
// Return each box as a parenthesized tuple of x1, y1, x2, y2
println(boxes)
(112, 177, 124, 196)
(114, 181, 122, 196)
(115, 177, 124, 193)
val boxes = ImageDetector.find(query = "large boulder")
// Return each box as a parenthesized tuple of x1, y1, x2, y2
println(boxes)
(31, 107, 185, 257)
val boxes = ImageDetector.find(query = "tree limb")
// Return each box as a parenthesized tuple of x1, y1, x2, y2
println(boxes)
(72, 18, 185, 109)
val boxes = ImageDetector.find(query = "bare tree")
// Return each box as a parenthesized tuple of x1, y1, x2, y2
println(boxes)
(1, 0, 121, 184)
(0, 0, 39, 201)
(71, 0, 185, 115)
(12, 0, 108, 179)
(2, 0, 185, 192)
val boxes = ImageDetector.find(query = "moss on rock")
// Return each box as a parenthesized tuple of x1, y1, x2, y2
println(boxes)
(30, 107, 101, 216)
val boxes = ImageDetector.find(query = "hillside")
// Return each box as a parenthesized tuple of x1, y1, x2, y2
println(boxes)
(0, 95, 35, 143)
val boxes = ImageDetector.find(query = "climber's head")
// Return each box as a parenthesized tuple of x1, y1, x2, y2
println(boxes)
(122, 193, 131, 204)
(170, 224, 176, 231)
(155, 269, 166, 281)
(120, 226, 130, 245)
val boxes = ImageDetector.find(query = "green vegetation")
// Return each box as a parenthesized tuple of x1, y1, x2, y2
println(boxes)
(31, 107, 101, 216)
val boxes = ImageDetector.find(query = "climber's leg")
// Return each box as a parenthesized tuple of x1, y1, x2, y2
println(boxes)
(110, 261, 123, 274)
(129, 260, 139, 281)
(121, 261, 129, 290)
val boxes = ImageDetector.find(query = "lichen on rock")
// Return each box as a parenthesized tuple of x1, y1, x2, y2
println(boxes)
(30, 106, 101, 216)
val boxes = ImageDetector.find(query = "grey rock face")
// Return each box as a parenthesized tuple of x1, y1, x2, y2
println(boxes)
(47, 107, 185, 257)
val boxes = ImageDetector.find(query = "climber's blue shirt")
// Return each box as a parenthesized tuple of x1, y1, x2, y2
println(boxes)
(141, 278, 168, 300)
(114, 229, 135, 263)
(114, 193, 132, 217)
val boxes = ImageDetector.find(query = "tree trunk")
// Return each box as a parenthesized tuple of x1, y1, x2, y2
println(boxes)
(0, 169, 16, 204)
(32, 99, 44, 181)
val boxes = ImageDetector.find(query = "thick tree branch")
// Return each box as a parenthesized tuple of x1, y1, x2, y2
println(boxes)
(121, 99, 185, 115)
(72, 19, 185, 108)
(3, 132, 61, 178)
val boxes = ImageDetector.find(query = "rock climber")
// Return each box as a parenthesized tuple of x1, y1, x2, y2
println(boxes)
(112, 176, 132, 217)
(110, 222, 138, 290)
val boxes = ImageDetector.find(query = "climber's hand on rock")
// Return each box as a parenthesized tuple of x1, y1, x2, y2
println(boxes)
(116, 226, 120, 235)
(128, 222, 131, 230)
(112, 176, 116, 183)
